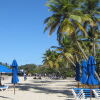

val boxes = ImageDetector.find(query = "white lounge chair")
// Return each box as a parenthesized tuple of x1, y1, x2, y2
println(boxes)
(92, 88, 100, 99)
(72, 88, 85, 100)
(72, 88, 96, 100)
(0, 85, 9, 91)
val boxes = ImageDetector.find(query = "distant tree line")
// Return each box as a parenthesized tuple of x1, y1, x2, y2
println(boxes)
(18, 64, 75, 78)
(0, 61, 74, 78)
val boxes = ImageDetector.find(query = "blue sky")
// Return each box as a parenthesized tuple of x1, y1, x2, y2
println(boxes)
(0, 0, 58, 65)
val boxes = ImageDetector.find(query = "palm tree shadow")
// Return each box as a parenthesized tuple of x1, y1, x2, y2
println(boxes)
(15, 83, 73, 98)
(0, 96, 13, 100)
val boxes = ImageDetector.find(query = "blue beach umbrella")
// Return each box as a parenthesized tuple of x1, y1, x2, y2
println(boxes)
(86, 56, 99, 100)
(80, 60, 88, 84)
(11, 59, 19, 94)
(75, 62, 80, 88)
(0, 65, 12, 73)
(75, 62, 80, 81)
(0, 65, 12, 85)
(87, 56, 99, 85)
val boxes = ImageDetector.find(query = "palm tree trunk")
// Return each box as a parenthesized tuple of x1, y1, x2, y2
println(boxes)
(65, 56, 76, 67)
(95, 72, 100, 82)
(76, 41, 88, 60)
(75, 54, 79, 62)
(93, 38, 96, 56)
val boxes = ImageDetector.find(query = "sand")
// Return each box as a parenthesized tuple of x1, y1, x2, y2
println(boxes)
(1, 76, 97, 100)
(0, 76, 76, 100)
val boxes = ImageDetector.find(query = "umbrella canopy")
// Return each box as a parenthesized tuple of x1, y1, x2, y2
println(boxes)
(86, 56, 99, 85)
(80, 60, 88, 84)
(0, 65, 12, 73)
(11, 60, 19, 84)
(0, 65, 12, 86)
(75, 62, 80, 81)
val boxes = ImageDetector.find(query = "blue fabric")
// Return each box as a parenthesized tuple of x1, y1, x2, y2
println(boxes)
(11, 60, 19, 84)
(87, 56, 99, 85)
(11, 60, 18, 68)
(80, 60, 87, 84)
(0, 65, 12, 73)
(75, 62, 80, 81)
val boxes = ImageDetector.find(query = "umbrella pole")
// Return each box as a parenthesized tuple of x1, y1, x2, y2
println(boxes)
(78, 81, 79, 88)
(14, 84, 15, 95)
(90, 85, 92, 100)
(0, 73, 2, 86)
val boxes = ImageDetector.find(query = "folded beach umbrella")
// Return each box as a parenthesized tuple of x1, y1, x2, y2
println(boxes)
(86, 56, 99, 100)
(75, 62, 80, 81)
(75, 62, 80, 87)
(11, 59, 19, 94)
(87, 56, 99, 85)
(80, 60, 88, 84)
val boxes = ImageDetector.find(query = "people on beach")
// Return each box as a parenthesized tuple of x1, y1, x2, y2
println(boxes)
(24, 73, 27, 81)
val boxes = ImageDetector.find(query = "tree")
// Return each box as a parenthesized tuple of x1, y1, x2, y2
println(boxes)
(44, 0, 98, 61)
(42, 49, 61, 68)
(44, 0, 94, 42)
(19, 64, 37, 75)
(44, 0, 100, 63)
(44, 0, 100, 78)
(79, 0, 100, 56)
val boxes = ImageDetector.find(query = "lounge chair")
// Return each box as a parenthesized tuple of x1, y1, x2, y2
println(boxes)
(72, 88, 95, 100)
(92, 88, 100, 99)
(0, 85, 9, 91)
(72, 88, 85, 100)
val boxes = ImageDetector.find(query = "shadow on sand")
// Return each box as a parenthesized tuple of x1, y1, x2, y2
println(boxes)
(7, 79, 75, 100)
(0, 96, 13, 100)
(14, 82, 74, 99)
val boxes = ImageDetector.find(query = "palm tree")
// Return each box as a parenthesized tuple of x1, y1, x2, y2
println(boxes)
(80, 0, 100, 57)
(44, 0, 96, 60)
(44, 0, 100, 60)
(44, 0, 92, 41)
(42, 49, 61, 68)
(44, 0, 100, 80)
(52, 35, 77, 66)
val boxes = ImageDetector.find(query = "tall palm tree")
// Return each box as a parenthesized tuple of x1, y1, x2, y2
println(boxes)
(44, 0, 93, 41)
(44, 0, 95, 60)
(83, 0, 100, 55)
(44, 0, 100, 59)
(44, 0, 100, 80)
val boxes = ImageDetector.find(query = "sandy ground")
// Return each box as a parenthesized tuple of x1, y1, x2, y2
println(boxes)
(0, 76, 97, 100)
(0, 76, 76, 100)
